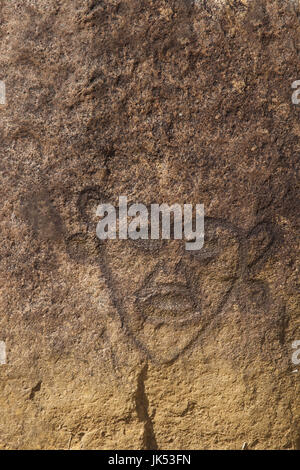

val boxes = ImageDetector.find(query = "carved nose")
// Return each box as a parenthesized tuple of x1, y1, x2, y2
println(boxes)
(153, 262, 187, 286)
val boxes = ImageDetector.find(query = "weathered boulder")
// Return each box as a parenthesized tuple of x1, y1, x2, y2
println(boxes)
(0, 0, 299, 449)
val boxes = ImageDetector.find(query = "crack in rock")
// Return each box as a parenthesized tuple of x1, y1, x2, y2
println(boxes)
(135, 364, 158, 450)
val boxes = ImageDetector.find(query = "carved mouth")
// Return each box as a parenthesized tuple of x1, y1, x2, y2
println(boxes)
(135, 284, 201, 325)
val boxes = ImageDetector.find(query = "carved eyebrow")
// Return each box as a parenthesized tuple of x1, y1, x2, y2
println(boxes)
(188, 248, 220, 260)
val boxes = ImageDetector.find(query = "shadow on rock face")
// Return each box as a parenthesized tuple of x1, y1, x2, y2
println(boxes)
(63, 186, 281, 364)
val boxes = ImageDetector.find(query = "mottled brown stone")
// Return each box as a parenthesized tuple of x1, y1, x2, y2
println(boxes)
(0, 0, 299, 449)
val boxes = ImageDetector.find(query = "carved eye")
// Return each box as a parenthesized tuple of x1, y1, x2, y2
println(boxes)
(188, 248, 219, 262)
(128, 238, 165, 253)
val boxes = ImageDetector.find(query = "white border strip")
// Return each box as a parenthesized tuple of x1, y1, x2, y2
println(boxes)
(0, 81, 6, 105)
(0, 341, 6, 365)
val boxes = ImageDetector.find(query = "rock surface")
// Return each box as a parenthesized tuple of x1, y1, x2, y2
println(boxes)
(0, 0, 299, 449)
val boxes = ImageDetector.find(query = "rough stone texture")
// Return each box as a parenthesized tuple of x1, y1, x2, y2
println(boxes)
(0, 0, 299, 449)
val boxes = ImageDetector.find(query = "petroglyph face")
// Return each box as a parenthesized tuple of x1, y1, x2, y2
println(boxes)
(101, 218, 241, 363)
(64, 187, 277, 364)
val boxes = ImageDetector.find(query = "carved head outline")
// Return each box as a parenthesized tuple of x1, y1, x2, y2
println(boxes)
(66, 187, 278, 364)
